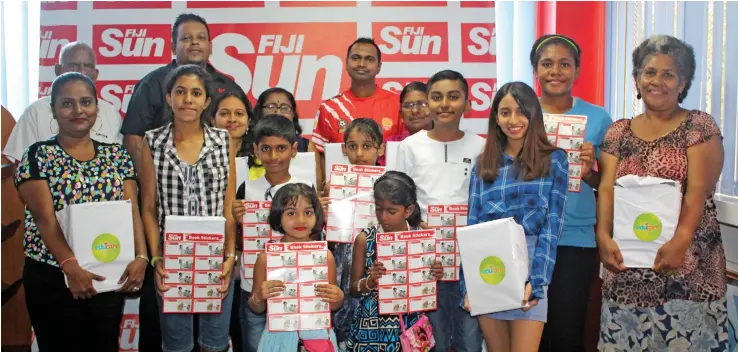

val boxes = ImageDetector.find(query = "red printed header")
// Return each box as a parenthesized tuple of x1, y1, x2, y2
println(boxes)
(185, 234, 224, 242)
(39, 25, 77, 66)
(378, 230, 435, 243)
(331, 164, 349, 173)
(93, 24, 171, 65)
(373, 22, 448, 62)
(461, 23, 496, 63)
(166, 233, 183, 242)
(349, 165, 385, 175)
(266, 241, 328, 253)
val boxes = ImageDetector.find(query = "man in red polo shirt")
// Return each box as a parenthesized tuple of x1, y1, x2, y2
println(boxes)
(309, 37, 404, 190)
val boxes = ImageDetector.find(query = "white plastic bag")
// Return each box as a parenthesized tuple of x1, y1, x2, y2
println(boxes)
(56, 200, 135, 292)
(457, 217, 529, 316)
(613, 175, 681, 268)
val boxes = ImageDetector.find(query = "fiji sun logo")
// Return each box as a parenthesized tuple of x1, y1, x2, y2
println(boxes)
(91, 233, 121, 263)
(633, 213, 662, 242)
(479, 256, 505, 285)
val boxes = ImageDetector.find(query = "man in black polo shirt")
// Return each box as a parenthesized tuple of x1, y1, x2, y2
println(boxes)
(122, 13, 243, 352)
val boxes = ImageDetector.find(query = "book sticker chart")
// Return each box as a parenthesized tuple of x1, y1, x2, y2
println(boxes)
(326, 164, 385, 243)
(163, 232, 225, 314)
(241, 201, 282, 280)
(376, 230, 438, 315)
(543, 114, 588, 192)
(427, 204, 466, 281)
(265, 241, 331, 331)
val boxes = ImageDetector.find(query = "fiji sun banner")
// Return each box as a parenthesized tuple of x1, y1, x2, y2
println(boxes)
(36, 1, 497, 350)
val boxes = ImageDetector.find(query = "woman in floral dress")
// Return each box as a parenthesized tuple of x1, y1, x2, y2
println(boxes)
(596, 35, 727, 351)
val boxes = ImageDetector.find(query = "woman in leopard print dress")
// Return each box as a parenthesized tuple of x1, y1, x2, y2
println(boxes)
(596, 35, 727, 351)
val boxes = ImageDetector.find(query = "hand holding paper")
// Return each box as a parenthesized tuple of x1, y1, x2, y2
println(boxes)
(154, 261, 170, 294)
(653, 236, 690, 273)
(579, 142, 595, 180)
(218, 258, 236, 295)
(598, 236, 627, 273)
(259, 280, 286, 301)
(232, 201, 246, 221)
(367, 262, 386, 287)
(431, 260, 443, 281)
(64, 262, 105, 300)
(117, 258, 146, 293)
(316, 283, 343, 304)
(319, 197, 331, 214)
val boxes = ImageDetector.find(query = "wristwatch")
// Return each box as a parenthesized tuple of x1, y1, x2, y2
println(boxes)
(225, 253, 239, 263)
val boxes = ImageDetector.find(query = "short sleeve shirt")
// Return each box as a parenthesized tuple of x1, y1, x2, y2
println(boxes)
(14, 138, 136, 266)
(600, 110, 725, 306)
(310, 86, 403, 152)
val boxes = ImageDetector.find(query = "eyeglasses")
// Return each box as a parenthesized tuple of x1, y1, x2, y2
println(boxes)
(401, 101, 429, 110)
(262, 103, 293, 114)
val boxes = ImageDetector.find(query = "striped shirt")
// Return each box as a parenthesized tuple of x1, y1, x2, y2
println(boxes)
(310, 86, 403, 152)
(145, 123, 230, 237)
(460, 150, 569, 300)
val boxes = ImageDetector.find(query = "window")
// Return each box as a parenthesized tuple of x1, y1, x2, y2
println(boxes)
(605, 1, 737, 197)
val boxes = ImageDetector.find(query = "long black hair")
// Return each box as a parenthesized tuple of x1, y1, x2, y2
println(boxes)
(373, 171, 422, 228)
(477, 82, 556, 182)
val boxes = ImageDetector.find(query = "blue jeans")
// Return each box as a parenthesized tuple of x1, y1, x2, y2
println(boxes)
(240, 290, 267, 352)
(427, 281, 483, 352)
(156, 275, 236, 352)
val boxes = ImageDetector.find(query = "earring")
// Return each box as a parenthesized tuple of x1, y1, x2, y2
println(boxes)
(636, 91, 642, 100)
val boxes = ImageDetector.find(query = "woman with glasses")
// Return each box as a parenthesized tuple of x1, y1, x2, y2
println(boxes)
(254, 87, 309, 152)
(387, 82, 433, 143)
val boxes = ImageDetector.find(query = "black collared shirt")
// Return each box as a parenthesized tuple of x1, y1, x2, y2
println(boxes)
(121, 60, 243, 136)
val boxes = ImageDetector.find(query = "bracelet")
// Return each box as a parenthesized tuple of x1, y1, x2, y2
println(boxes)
(364, 276, 376, 291)
(60, 256, 77, 269)
(356, 278, 365, 293)
(151, 256, 163, 268)
(135, 255, 150, 264)
(250, 294, 264, 305)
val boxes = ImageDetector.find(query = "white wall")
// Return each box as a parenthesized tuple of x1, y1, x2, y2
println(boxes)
(718, 196, 738, 272)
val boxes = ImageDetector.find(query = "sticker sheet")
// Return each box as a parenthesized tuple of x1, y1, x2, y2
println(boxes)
(266, 241, 331, 331)
(326, 164, 385, 243)
(427, 205, 466, 281)
(543, 114, 588, 192)
(162, 232, 225, 314)
(376, 230, 438, 315)
(241, 201, 282, 280)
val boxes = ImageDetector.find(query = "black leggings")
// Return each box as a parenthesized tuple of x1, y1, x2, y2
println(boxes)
(539, 246, 598, 352)
(24, 258, 125, 351)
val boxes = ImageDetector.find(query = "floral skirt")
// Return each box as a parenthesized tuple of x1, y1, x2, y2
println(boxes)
(598, 297, 728, 352)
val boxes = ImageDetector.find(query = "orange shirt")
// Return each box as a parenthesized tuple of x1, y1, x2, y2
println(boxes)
(310, 86, 403, 152)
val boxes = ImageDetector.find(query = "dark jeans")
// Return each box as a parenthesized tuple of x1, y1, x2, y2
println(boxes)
(539, 246, 598, 352)
(139, 265, 164, 352)
(24, 258, 125, 351)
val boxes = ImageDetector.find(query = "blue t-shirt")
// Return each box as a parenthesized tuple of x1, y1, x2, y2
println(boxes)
(544, 98, 612, 248)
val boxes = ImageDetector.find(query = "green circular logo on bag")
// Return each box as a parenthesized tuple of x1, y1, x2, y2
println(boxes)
(91, 233, 121, 263)
(479, 256, 506, 285)
(633, 213, 662, 242)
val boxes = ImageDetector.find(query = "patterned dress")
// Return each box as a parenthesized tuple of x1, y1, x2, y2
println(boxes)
(598, 110, 728, 352)
(14, 138, 135, 266)
(346, 226, 422, 352)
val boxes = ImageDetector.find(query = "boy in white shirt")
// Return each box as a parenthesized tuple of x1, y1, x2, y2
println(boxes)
(231, 114, 313, 352)
(396, 70, 485, 352)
